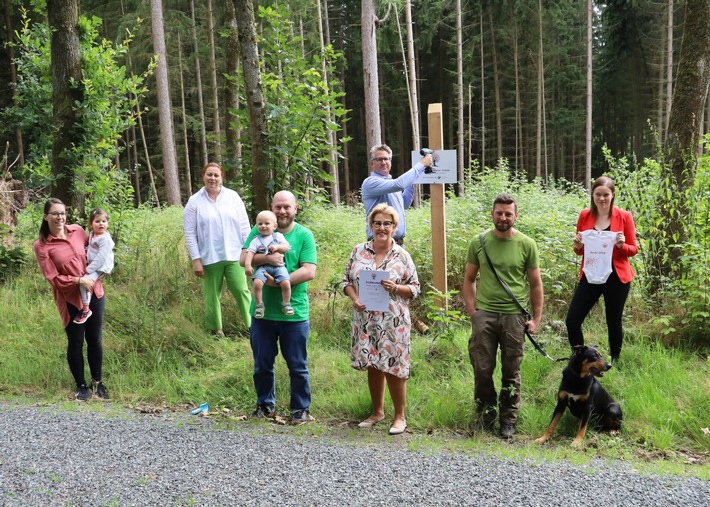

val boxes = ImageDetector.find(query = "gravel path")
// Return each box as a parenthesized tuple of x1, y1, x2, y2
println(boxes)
(0, 401, 707, 506)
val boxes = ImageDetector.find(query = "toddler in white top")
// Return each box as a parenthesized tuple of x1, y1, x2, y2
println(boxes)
(244, 210, 293, 318)
(75, 208, 115, 324)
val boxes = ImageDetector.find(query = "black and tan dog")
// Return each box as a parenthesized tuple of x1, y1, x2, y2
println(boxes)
(534, 345, 622, 447)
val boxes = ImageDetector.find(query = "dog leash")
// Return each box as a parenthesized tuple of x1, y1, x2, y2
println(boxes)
(478, 233, 566, 363)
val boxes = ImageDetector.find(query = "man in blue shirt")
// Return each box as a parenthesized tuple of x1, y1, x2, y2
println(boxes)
(361, 144, 433, 244)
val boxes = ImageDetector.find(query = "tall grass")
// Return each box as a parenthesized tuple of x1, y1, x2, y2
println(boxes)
(1, 174, 708, 468)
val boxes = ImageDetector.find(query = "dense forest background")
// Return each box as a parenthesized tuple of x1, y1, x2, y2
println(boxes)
(1, 0, 708, 210)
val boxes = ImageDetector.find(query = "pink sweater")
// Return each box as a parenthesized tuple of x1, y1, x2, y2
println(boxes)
(34, 224, 104, 327)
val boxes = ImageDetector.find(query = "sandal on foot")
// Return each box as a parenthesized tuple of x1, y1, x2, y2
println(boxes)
(254, 303, 265, 319)
(282, 303, 294, 316)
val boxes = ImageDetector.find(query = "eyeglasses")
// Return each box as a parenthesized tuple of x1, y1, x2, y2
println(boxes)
(372, 221, 394, 229)
(48, 212, 66, 217)
(372, 157, 391, 163)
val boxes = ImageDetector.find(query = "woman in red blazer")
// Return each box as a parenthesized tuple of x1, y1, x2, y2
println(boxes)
(565, 176, 638, 362)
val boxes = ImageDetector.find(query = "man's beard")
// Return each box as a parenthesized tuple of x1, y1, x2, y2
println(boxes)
(277, 216, 294, 229)
(494, 221, 513, 232)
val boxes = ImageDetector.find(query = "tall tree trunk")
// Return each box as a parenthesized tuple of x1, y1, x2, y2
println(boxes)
(404, 0, 420, 151)
(191, 0, 209, 166)
(479, 8, 485, 170)
(361, 0, 382, 151)
(456, 0, 464, 195)
(47, 0, 83, 213)
(511, 5, 522, 173)
(130, 121, 141, 206)
(664, 0, 674, 138)
(136, 97, 160, 205)
(317, 0, 340, 205)
(468, 84, 473, 173)
(585, 0, 592, 189)
(658, 20, 666, 143)
(224, 0, 242, 181)
(341, 92, 351, 198)
(234, 0, 269, 214)
(177, 33, 192, 197)
(150, 0, 181, 205)
(206, 0, 222, 161)
(396, 1, 422, 204)
(487, 6, 503, 162)
(535, 0, 544, 179)
(5, 0, 24, 166)
(661, 0, 710, 274)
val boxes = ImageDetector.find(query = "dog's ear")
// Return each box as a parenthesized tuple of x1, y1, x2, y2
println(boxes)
(573, 345, 587, 355)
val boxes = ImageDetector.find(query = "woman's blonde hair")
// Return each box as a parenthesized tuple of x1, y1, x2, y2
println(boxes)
(368, 203, 399, 228)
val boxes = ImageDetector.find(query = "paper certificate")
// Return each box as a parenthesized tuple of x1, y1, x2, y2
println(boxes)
(358, 270, 391, 312)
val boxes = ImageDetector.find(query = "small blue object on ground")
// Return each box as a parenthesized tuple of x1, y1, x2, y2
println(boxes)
(191, 403, 209, 415)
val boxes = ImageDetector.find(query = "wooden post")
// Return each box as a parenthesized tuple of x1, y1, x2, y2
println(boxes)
(428, 103, 448, 307)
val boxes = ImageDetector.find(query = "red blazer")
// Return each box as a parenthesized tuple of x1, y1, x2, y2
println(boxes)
(573, 206, 638, 284)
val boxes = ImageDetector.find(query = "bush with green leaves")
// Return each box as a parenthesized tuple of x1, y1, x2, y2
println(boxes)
(228, 3, 349, 201)
(4, 8, 150, 213)
(604, 142, 710, 343)
(0, 225, 27, 283)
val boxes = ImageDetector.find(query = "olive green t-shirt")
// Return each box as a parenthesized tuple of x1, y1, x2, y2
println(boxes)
(466, 229, 540, 314)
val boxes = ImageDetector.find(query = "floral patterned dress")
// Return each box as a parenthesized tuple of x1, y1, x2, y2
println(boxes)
(342, 240, 420, 378)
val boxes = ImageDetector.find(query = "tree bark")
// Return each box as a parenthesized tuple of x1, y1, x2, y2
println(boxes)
(47, 0, 83, 213)
(150, 0, 181, 205)
(664, 0, 674, 138)
(487, 6, 503, 162)
(661, 0, 710, 271)
(206, 0, 222, 161)
(511, 2, 523, 173)
(234, 0, 270, 214)
(361, 0, 382, 152)
(456, 0, 464, 195)
(479, 7, 485, 170)
(317, 0, 340, 205)
(177, 33, 193, 197)
(191, 0, 209, 166)
(585, 0, 592, 190)
(5, 0, 24, 167)
(224, 0, 242, 181)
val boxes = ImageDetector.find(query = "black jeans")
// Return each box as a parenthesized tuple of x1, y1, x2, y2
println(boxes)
(65, 295, 105, 387)
(565, 271, 630, 360)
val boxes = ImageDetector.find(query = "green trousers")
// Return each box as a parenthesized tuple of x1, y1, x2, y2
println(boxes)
(202, 260, 252, 332)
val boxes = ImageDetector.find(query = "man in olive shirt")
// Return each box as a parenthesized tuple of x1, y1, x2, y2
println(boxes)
(463, 193, 544, 439)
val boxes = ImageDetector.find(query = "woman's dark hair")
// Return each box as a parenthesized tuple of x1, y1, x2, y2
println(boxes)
(38, 198, 65, 243)
(89, 207, 109, 226)
(590, 176, 616, 218)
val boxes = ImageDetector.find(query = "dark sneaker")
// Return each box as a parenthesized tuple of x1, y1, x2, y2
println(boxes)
(291, 409, 314, 425)
(93, 381, 109, 400)
(73, 309, 92, 325)
(499, 422, 516, 440)
(75, 384, 91, 401)
(250, 404, 275, 419)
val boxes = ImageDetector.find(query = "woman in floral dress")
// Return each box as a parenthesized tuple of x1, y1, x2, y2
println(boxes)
(342, 203, 420, 435)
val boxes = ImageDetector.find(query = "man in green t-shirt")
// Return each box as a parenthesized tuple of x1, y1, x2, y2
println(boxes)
(463, 193, 543, 439)
(240, 191, 318, 425)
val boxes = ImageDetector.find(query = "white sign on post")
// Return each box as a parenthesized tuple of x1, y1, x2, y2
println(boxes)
(411, 150, 458, 184)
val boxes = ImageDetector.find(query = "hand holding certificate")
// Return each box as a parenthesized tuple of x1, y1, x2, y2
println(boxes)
(358, 270, 390, 312)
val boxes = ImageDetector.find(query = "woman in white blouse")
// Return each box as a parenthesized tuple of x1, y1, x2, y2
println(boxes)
(183, 162, 252, 336)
